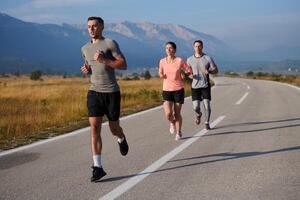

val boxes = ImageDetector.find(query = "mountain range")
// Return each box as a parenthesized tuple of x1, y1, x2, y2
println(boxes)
(0, 12, 299, 74)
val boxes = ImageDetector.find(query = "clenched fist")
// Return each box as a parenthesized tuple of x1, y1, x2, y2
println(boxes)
(81, 63, 91, 74)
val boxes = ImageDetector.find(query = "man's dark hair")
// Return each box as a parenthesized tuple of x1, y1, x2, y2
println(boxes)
(193, 40, 203, 46)
(165, 41, 177, 51)
(87, 16, 104, 25)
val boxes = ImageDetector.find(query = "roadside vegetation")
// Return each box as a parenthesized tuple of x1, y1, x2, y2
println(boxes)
(0, 73, 191, 150)
(224, 71, 300, 86)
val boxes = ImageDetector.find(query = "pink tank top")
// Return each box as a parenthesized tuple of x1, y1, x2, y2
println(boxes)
(159, 57, 192, 91)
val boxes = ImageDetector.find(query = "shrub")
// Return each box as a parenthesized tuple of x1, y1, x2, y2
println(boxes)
(144, 70, 152, 80)
(30, 70, 42, 80)
(224, 71, 239, 77)
(246, 71, 254, 76)
(255, 71, 269, 77)
(132, 75, 140, 80)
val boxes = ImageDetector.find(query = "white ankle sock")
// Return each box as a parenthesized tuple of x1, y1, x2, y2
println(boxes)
(93, 155, 102, 168)
(118, 137, 124, 143)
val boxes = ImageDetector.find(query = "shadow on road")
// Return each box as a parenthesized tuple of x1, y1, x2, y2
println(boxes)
(0, 152, 40, 169)
(99, 145, 300, 183)
(215, 117, 300, 129)
(182, 118, 300, 140)
(161, 145, 300, 172)
(98, 173, 139, 183)
(205, 123, 300, 137)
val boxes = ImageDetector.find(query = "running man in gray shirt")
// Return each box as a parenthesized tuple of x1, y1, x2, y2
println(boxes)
(81, 16, 128, 182)
(187, 40, 218, 130)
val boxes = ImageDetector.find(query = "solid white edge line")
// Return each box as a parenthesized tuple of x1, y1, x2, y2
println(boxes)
(235, 92, 249, 105)
(0, 105, 162, 157)
(99, 115, 226, 200)
(272, 81, 300, 92)
(244, 77, 300, 91)
(0, 127, 90, 157)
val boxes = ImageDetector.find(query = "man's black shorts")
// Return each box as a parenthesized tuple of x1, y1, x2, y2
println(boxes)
(162, 88, 185, 104)
(87, 90, 120, 121)
(191, 87, 211, 101)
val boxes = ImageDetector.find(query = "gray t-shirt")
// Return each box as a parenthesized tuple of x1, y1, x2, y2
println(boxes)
(81, 38, 123, 92)
(187, 54, 216, 89)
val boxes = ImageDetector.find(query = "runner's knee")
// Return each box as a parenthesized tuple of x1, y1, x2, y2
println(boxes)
(90, 123, 100, 132)
(90, 125, 101, 139)
(203, 99, 211, 110)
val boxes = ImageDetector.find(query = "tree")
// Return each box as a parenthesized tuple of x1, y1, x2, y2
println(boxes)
(30, 70, 42, 80)
(246, 71, 254, 76)
(132, 72, 140, 80)
(144, 70, 152, 80)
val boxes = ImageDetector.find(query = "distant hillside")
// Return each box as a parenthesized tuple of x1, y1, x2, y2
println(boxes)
(0, 12, 299, 74)
(235, 46, 300, 62)
(0, 13, 87, 74)
(222, 59, 300, 74)
(0, 12, 232, 74)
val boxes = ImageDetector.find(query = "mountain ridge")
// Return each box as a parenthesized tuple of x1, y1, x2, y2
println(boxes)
(0, 12, 299, 74)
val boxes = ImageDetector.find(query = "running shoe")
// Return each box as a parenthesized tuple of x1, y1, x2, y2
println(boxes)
(91, 166, 107, 182)
(195, 113, 202, 125)
(205, 123, 211, 130)
(175, 132, 183, 140)
(118, 136, 129, 156)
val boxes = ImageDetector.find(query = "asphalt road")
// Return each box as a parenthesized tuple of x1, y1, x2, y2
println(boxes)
(1, 77, 300, 200)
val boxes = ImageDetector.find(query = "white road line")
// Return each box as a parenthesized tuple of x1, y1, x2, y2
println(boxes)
(243, 83, 250, 90)
(241, 82, 250, 90)
(235, 92, 249, 105)
(0, 127, 90, 157)
(99, 115, 226, 200)
(0, 105, 163, 157)
(273, 81, 300, 92)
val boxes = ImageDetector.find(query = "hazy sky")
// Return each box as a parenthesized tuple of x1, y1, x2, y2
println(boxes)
(1, 0, 300, 51)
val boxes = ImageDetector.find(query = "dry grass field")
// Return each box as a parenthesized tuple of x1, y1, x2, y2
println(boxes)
(256, 75, 300, 86)
(227, 72, 300, 87)
(0, 75, 191, 150)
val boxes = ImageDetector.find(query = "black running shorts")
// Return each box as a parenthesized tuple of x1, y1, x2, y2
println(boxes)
(162, 88, 185, 104)
(87, 90, 120, 121)
(191, 87, 211, 101)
